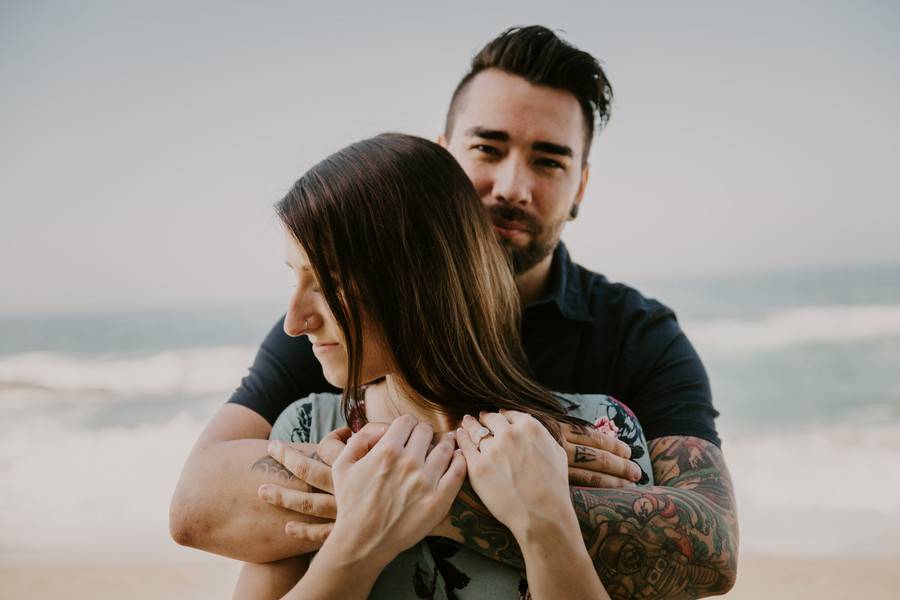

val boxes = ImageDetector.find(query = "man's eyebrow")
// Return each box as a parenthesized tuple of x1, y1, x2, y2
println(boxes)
(532, 141, 573, 158)
(464, 127, 509, 142)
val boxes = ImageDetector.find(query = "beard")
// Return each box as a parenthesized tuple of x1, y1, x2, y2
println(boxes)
(487, 204, 565, 275)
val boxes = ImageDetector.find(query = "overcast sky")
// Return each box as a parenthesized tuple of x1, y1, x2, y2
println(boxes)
(2, 0, 899, 315)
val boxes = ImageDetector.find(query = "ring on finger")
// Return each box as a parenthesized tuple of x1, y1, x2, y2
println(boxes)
(473, 426, 492, 450)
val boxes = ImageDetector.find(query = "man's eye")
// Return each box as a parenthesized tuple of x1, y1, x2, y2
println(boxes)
(474, 144, 501, 156)
(536, 158, 564, 170)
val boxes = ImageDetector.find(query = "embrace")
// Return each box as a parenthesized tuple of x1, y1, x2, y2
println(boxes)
(170, 26, 739, 599)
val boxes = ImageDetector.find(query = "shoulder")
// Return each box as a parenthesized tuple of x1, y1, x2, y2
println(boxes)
(270, 393, 345, 444)
(573, 262, 675, 324)
(555, 392, 654, 485)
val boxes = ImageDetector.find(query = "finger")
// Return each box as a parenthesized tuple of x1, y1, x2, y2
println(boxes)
(258, 485, 337, 519)
(380, 414, 418, 447)
(284, 521, 334, 545)
(404, 422, 434, 463)
(423, 434, 455, 479)
(499, 409, 530, 423)
(456, 427, 480, 463)
(562, 423, 631, 459)
(268, 441, 335, 492)
(436, 449, 467, 499)
(461, 413, 491, 443)
(338, 425, 388, 467)
(317, 427, 353, 466)
(565, 443, 642, 482)
(478, 411, 511, 434)
(569, 466, 638, 488)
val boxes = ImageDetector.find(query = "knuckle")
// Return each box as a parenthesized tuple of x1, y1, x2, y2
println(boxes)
(397, 415, 417, 428)
(379, 444, 401, 461)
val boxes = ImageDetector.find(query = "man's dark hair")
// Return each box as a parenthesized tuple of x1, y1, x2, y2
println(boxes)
(444, 25, 613, 161)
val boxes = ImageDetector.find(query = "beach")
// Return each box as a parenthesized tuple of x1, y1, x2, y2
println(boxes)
(2, 271, 899, 598)
(2, 555, 898, 599)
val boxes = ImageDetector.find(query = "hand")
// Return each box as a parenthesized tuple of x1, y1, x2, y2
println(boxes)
(458, 411, 573, 539)
(561, 422, 642, 487)
(327, 415, 466, 567)
(261, 424, 389, 547)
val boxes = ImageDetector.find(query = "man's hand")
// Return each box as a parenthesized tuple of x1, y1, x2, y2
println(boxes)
(561, 423, 642, 488)
(260, 424, 388, 547)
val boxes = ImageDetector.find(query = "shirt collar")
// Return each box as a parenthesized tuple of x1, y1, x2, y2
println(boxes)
(525, 242, 593, 322)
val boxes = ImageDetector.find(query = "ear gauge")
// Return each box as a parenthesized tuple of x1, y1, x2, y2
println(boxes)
(569, 203, 580, 219)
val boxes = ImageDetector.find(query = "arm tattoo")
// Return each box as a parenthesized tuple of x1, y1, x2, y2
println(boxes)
(443, 436, 738, 599)
(574, 445, 597, 463)
(250, 456, 297, 482)
(447, 480, 525, 570)
(572, 437, 738, 599)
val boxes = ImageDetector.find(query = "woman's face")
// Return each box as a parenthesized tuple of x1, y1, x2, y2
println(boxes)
(283, 232, 391, 388)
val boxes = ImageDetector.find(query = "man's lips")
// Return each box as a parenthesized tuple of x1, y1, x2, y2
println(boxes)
(492, 218, 530, 238)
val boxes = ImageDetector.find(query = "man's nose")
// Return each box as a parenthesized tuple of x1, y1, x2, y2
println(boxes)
(491, 157, 532, 206)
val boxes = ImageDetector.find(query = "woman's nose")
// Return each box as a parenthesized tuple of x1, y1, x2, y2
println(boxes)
(283, 291, 320, 337)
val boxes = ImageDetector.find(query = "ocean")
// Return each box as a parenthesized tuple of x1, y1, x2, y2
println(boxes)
(1, 263, 899, 564)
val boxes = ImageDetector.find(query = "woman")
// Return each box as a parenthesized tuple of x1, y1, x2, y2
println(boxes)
(236, 133, 653, 599)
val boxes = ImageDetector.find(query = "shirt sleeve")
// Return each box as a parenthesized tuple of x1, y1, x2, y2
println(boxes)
(620, 296, 721, 447)
(227, 315, 339, 425)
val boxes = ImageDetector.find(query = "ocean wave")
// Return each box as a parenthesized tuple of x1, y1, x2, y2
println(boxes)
(725, 422, 900, 556)
(0, 346, 257, 396)
(684, 304, 900, 353)
(0, 412, 898, 562)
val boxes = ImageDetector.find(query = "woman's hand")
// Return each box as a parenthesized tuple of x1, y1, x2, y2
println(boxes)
(459, 411, 610, 600)
(457, 411, 572, 540)
(326, 415, 466, 568)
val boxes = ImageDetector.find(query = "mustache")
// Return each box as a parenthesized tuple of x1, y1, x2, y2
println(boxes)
(487, 204, 541, 234)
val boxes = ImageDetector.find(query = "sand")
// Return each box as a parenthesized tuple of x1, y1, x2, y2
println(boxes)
(1, 555, 898, 599)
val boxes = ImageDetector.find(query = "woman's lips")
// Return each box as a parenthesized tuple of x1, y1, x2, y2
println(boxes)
(312, 342, 340, 355)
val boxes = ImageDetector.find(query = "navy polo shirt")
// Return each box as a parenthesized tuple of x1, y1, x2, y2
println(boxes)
(229, 243, 720, 446)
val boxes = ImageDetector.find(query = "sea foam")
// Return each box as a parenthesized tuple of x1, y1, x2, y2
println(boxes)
(0, 346, 257, 396)
(684, 304, 900, 354)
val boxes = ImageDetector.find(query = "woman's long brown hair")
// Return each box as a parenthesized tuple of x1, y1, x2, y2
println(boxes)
(276, 133, 584, 438)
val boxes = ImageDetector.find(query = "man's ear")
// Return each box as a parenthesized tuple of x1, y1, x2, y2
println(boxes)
(436, 134, 449, 149)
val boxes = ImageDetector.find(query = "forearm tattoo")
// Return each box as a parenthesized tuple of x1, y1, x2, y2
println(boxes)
(447, 480, 525, 570)
(445, 436, 738, 599)
(572, 436, 738, 599)
(250, 456, 297, 482)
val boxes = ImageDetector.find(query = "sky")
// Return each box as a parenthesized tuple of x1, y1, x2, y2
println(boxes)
(2, 0, 899, 315)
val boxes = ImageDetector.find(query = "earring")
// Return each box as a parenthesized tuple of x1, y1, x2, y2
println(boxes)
(569, 203, 580, 219)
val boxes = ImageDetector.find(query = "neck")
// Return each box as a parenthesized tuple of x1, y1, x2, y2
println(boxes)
(364, 376, 458, 434)
(515, 252, 554, 306)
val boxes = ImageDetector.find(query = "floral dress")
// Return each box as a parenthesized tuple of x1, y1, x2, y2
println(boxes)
(271, 393, 653, 599)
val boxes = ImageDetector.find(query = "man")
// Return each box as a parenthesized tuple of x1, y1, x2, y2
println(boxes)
(171, 26, 738, 598)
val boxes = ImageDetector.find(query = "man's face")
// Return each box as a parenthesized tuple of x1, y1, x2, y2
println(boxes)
(441, 68, 589, 274)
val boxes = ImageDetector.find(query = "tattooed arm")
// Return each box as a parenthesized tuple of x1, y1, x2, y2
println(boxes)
(169, 404, 328, 562)
(436, 435, 738, 599)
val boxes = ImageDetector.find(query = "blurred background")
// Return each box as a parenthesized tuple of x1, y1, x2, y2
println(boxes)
(2, 1, 899, 597)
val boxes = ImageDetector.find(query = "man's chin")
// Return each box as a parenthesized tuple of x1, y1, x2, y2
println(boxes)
(508, 244, 554, 275)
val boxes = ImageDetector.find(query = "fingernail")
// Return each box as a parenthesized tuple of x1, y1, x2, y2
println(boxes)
(462, 414, 473, 424)
(267, 440, 279, 454)
(631, 465, 642, 481)
(447, 431, 456, 440)
(258, 485, 270, 499)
